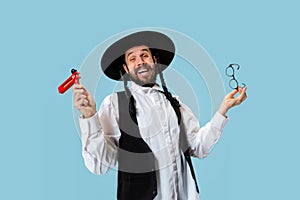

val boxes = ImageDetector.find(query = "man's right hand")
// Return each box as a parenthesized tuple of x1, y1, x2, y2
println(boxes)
(73, 84, 96, 118)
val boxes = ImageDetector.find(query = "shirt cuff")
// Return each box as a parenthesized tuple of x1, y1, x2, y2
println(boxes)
(211, 111, 229, 130)
(79, 112, 102, 135)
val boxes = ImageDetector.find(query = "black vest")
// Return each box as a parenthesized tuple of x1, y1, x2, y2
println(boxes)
(117, 91, 199, 200)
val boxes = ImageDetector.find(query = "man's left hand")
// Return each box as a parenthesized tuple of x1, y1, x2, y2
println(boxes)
(218, 86, 248, 117)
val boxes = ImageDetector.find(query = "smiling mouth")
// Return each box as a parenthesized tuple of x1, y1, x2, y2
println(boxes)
(137, 68, 150, 74)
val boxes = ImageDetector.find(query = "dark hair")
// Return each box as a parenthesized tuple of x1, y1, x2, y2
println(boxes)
(157, 63, 181, 124)
(120, 71, 138, 124)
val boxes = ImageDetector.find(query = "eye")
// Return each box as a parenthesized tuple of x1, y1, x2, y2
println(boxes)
(129, 57, 136, 62)
(142, 53, 149, 58)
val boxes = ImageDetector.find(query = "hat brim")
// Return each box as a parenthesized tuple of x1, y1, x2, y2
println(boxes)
(101, 31, 175, 81)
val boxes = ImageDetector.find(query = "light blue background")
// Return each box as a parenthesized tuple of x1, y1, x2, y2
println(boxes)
(1, 0, 299, 199)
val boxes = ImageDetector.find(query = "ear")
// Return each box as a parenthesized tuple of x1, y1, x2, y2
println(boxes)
(153, 56, 158, 64)
(123, 64, 129, 73)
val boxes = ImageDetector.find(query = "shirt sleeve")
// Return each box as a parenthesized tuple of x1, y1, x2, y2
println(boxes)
(180, 102, 229, 158)
(79, 93, 121, 174)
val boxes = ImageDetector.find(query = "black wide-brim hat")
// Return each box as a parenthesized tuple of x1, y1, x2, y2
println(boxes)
(101, 31, 175, 81)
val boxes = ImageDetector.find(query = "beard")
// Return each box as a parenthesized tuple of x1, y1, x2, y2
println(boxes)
(128, 64, 158, 86)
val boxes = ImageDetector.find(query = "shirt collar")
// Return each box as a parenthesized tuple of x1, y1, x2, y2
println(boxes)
(131, 81, 161, 94)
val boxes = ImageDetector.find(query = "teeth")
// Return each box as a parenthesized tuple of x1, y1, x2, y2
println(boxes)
(138, 69, 149, 74)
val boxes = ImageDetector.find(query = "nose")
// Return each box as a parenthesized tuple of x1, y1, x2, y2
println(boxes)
(137, 55, 145, 66)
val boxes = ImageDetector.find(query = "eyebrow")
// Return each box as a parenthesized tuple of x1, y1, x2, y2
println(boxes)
(126, 48, 150, 58)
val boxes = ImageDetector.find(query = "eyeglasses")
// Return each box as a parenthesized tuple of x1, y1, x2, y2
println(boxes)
(225, 64, 246, 90)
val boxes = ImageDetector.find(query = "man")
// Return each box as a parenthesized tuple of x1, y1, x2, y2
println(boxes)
(73, 31, 247, 200)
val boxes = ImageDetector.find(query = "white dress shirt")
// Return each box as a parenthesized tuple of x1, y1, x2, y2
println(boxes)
(79, 82, 228, 200)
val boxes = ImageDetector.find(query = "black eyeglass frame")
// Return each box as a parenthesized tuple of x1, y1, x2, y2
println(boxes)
(225, 64, 246, 90)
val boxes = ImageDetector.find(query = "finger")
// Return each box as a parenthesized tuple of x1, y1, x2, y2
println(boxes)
(75, 93, 87, 101)
(75, 75, 81, 85)
(74, 91, 87, 101)
(73, 83, 87, 92)
(73, 83, 82, 90)
(242, 94, 247, 102)
(74, 100, 82, 109)
(73, 89, 86, 99)
(227, 88, 239, 98)
(240, 86, 247, 98)
(74, 102, 88, 110)
(74, 87, 89, 96)
(73, 85, 81, 93)
(236, 87, 247, 104)
(241, 86, 247, 92)
(241, 89, 248, 102)
(237, 86, 243, 93)
(78, 99, 89, 107)
(236, 86, 246, 95)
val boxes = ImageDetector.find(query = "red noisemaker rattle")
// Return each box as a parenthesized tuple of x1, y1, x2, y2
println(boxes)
(58, 68, 80, 94)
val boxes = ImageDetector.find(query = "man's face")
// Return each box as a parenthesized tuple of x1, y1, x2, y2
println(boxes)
(123, 45, 157, 86)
